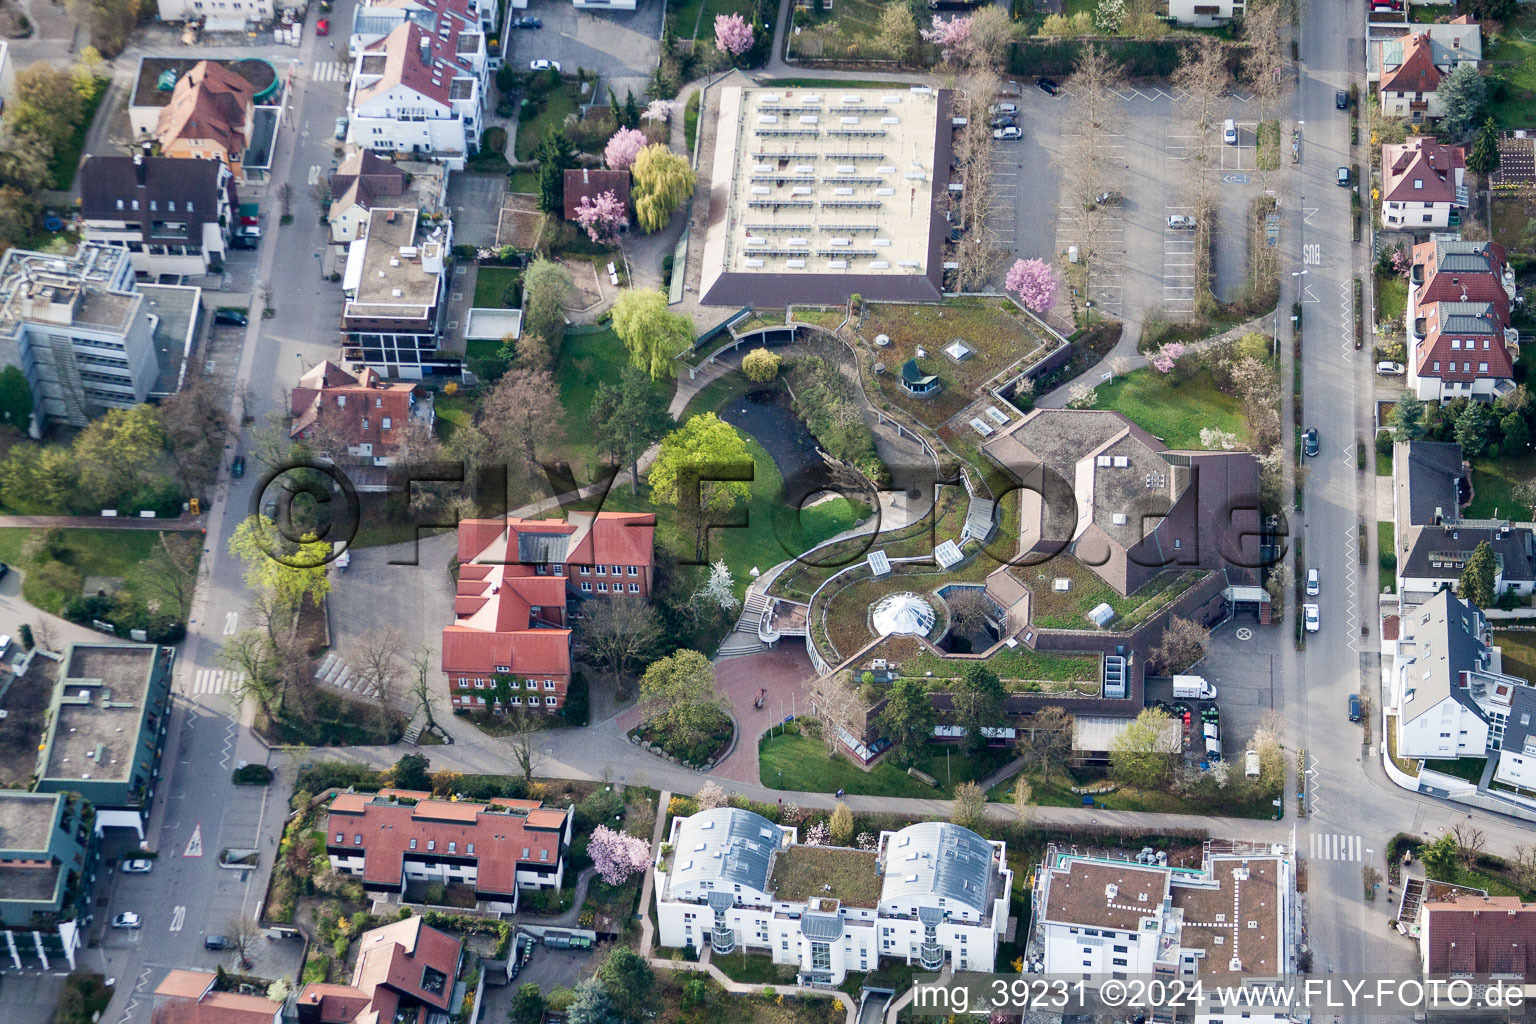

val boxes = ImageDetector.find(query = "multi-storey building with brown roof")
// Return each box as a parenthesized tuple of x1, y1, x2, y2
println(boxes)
(324, 789, 572, 911)
(444, 512, 655, 714)
(1405, 237, 1519, 403)
(296, 915, 465, 1024)
(1381, 136, 1466, 231)
(152, 970, 283, 1024)
(154, 61, 256, 178)
(290, 361, 434, 489)
(1419, 894, 1536, 978)
(1374, 18, 1480, 123)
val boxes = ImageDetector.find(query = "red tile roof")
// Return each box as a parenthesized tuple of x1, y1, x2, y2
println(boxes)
(563, 168, 632, 222)
(325, 794, 567, 896)
(1423, 896, 1536, 975)
(295, 982, 373, 1024)
(1382, 136, 1465, 205)
(290, 361, 423, 454)
(152, 974, 282, 1024)
(1381, 32, 1440, 94)
(1413, 302, 1514, 382)
(155, 60, 254, 157)
(357, 11, 479, 111)
(567, 510, 657, 568)
(352, 917, 463, 1013)
(1411, 239, 1512, 315)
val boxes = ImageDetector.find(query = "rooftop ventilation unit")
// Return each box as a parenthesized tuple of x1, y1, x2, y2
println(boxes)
(786, 259, 806, 268)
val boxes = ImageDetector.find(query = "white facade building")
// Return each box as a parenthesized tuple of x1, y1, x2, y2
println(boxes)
(1032, 844, 1296, 1024)
(1165, 0, 1243, 28)
(653, 809, 1011, 985)
(154, 0, 275, 30)
(0, 245, 162, 430)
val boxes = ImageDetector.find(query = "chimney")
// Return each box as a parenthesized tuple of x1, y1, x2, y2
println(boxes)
(133, 151, 146, 186)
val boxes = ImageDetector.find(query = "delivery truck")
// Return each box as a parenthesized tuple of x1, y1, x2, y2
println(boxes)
(1172, 675, 1218, 701)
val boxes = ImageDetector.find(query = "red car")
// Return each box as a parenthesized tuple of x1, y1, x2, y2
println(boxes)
(316, 17, 330, 34)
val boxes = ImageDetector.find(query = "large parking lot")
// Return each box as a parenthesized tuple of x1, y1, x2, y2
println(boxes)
(990, 86, 1273, 325)
(502, 0, 663, 102)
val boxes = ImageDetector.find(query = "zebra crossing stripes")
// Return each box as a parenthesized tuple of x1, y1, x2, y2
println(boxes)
(1309, 833, 1363, 862)
(312, 61, 349, 82)
(190, 669, 243, 696)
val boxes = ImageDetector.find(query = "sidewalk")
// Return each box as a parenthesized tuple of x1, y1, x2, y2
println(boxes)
(0, 513, 207, 530)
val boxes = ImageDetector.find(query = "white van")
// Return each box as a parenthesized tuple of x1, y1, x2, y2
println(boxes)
(1223, 119, 1238, 145)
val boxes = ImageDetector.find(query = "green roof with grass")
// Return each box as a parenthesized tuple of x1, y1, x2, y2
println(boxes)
(769, 845, 881, 908)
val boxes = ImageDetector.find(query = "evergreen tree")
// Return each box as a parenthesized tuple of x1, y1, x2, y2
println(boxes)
(1459, 541, 1497, 609)
(1467, 117, 1501, 175)
(534, 126, 576, 215)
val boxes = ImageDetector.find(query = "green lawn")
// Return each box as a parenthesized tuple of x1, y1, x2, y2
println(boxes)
(1376, 448, 1392, 476)
(987, 766, 1282, 819)
(515, 81, 582, 161)
(1090, 368, 1249, 449)
(472, 266, 521, 308)
(1421, 757, 1488, 784)
(1376, 274, 1407, 325)
(0, 529, 200, 617)
(787, 0, 919, 60)
(1378, 520, 1395, 595)
(669, 0, 708, 39)
(1465, 452, 1536, 519)
(434, 392, 474, 442)
(759, 729, 1011, 798)
(552, 327, 672, 477)
(1495, 629, 1536, 683)
(1485, 7, 1536, 129)
(507, 168, 540, 195)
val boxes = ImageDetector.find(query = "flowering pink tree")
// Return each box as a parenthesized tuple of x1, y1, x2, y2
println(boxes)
(604, 127, 646, 170)
(1005, 258, 1059, 313)
(642, 98, 678, 124)
(589, 825, 651, 885)
(1391, 246, 1412, 277)
(1150, 342, 1187, 374)
(921, 14, 972, 64)
(715, 13, 754, 57)
(574, 190, 628, 244)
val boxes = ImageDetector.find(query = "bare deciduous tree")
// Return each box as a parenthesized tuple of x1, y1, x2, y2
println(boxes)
(805, 671, 871, 756)
(577, 597, 663, 692)
(224, 914, 263, 966)
(1172, 39, 1231, 158)
(1452, 822, 1487, 867)
(507, 712, 546, 783)
(351, 628, 409, 707)
(1242, 1, 1289, 121)
(945, 588, 994, 639)
(408, 644, 442, 736)
(136, 531, 202, 621)
(1017, 706, 1075, 785)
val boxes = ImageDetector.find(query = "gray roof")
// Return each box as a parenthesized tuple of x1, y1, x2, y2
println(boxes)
(1401, 525, 1535, 585)
(80, 155, 231, 246)
(879, 821, 995, 914)
(1399, 589, 1489, 725)
(517, 532, 570, 565)
(1498, 686, 1536, 756)
(670, 807, 784, 896)
(1434, 239, 1501, 275)
(1395, 440, 1464, 529)
(800, 912, 845, 941)
(1437, 301, 1501, 335)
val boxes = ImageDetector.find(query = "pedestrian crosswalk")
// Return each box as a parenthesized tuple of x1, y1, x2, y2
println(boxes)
(1309, 833, 1364, 862)
(189, 669, 244, 696)
(312, 61, 349, 82)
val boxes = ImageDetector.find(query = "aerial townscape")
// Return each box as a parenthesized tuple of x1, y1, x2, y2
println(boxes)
(2, 0, 1536, 1018)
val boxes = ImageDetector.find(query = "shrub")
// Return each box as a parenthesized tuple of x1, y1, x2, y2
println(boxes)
(481, 126, 508, 154)
(232, 764, 274, 785)
(741, 347, 781, 382)
(563, 673, 590, 726)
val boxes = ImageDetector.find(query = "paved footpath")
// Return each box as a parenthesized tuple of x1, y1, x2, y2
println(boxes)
(0, 513, 206, 530)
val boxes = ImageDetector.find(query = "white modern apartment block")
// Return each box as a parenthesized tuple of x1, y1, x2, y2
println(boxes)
(1388, 588, 1532, 761)
(349, 0, 499, 56)
(1165, 0, 1243, 28)
(155, 0, 275, 30)
(1031, 843, 1296, 1023)
(653, 809, 1011, 986)
(347, 21, 485, 170)
(0, 245, 161, 430)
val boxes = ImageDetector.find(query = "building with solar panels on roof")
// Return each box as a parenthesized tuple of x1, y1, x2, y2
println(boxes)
(653, 808, 1012, 985)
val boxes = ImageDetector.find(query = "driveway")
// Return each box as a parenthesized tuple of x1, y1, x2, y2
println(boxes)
(1188, 614, 1288, 753)
(503, 0, 664, 102)
(324, 532, 458, 690)
(447, 174, 509, 249)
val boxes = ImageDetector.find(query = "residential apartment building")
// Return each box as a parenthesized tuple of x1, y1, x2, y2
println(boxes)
(1165, 0, 1243, 28)
(33, 644, 174, 837)
(1405, 237, 1519, 403)
(653, 809, 1012, 985)
(339, 208, 455, 378)
(1388, 589, 1533, 760)
(1381, 136, 1467, 230)
(154, 61, 257, 178)
(152, 970, 283, 1024)
(0, 244, 162, 429)
(1376, 19, 1481, 122)
(349, 0, 499, 56)
(296, 917, 463, 1024)
(80, 154, 238, 279)
(323, 789, 572, 911)
(1390, 440, 1534, 605)
(346, 18, 487, 170)
(154, 0, 276, 30)
(0, 791, 99, 972)
(1031, 843, 1295, 1020)
(1490, 687, 1536, 791)
(445, 512, 656, 714)
(290, 360, 434, 490)
(1419, 894, 1536, 978)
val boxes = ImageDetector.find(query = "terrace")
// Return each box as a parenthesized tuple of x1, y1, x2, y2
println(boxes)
(770, 846, 881, 908)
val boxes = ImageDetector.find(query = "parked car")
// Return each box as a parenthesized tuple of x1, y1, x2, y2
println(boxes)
(993, 126, 1022, 140)
(1376, 360, 1405, 375)
(1337, 166, 1352, 187)
(240, 225, 263, 240)
(513, 15, 542, 26)
(1223, 119, 1238, 144)
(230, 234, 258, 250)
(1167, 215, 1196, 229)
(231, 455, 246, 478)
(0, 634, 11, 655)
(1036, 77, 1060, 96)
(1348, 693, 1362, 722)
(1307, 568, 1319, 596)
(1304, 603, 1320, 633)
(204, 935, 232, 950)
(334, 116, 349, 141)
(990, 115, 1016, 129)
(316, 17, 329, 34)
(1336, 90, 1349, 110)
(213, 309, 248, 327)
(1303, 427, 1319, 457)
(121, 859, 153, 874)
(1093, 190, 1124, 207)
(112, 913, 142, 929)
(529, 59, 562, 71)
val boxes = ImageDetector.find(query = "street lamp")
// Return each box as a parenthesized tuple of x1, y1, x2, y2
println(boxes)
(1274, 270, 1307, 357)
